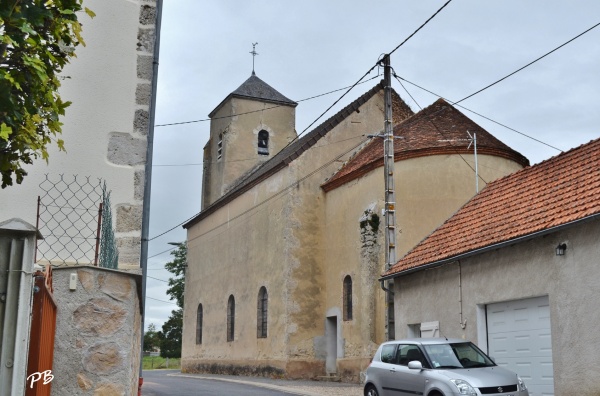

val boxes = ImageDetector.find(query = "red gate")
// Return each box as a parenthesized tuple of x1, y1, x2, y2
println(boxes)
(26, 266, 57, 396)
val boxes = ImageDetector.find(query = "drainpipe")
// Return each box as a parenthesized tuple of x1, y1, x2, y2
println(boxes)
(139, 0, 163, 393)
(380, 279, 394, 295)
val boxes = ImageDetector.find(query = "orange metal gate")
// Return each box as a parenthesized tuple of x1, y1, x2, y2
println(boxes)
(26, 266, 57, 396)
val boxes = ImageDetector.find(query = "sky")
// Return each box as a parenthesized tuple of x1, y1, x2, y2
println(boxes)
(143, 0, 600, 329)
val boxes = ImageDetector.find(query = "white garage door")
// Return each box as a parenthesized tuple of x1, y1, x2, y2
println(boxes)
(487, 296, 554, 396)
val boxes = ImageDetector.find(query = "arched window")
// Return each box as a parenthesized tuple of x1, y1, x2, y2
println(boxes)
(257, 287, 268, 338)
(227, 295, 235, 341)
(217, 133, 223, 160)
(196, 304, 203, 345)
(258, 130, 269, 155)
(343, 275, 353, 321)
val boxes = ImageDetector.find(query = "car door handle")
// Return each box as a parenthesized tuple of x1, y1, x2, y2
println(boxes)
(389, 368, 396, 373)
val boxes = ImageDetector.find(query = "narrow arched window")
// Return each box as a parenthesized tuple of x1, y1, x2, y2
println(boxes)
(258, 130, 269, 155)
(227, 295, 235, 341)
(196, 304, 203, 344)
(217, 133, 223, 160)
(257, 287, 268, 338)
(343, 275, 353, 321)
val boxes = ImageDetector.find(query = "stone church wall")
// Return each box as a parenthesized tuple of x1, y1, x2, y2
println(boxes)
(183, 89, 389, 380)
(50, 266, 142, 396)
(322, 153, 524, 381)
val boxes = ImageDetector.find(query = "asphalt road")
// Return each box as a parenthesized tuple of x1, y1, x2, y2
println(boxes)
(141, 370, 301, 396)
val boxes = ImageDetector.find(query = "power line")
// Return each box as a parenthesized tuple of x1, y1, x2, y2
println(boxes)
(184, 137, 370, 245)
(453, 21, 600, 106)
(394, 72, 488, 187)
(146, 296, 178, 305)
(388, 0, 453, 56)
(147, 275, 169, 283)
(154, 76, 380, 128)
(394, 74, 562, 152)
(149, 3, 455, 240)
(147, 246, 176, 259)
(152, 135, 365, 168)
(147, 135, 367, 240)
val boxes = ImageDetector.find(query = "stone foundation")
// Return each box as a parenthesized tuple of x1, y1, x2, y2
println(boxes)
(181, 358, 325, 381)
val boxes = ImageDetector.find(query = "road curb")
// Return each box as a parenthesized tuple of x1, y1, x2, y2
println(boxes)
(167, 373, 324, 396)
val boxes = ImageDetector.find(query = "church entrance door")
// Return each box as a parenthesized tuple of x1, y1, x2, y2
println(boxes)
(325, 315, 337, 374)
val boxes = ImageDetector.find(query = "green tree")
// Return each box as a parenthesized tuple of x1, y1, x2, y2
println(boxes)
(159, 243, 186, 358)
(164, 243, 186, 308)
(160, 308, 182, 358)
(143, 323, 160, 352)
(0, 0, 94, 188)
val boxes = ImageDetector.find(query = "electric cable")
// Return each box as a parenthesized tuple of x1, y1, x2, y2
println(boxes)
(394, 74, 562, 152)
(154, 75, 380, 128)
(148, 2, 456, 241)
(388, 0, 453, 56)
(453, 21, 600, 106)
(394, 73, 488, 187)
(146, 296, 178, 305)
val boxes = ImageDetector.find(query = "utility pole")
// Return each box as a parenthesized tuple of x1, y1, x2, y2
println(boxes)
(382, 54, 396, 340)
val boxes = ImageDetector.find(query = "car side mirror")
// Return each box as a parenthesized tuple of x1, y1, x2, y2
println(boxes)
(408, 361, 423, 370)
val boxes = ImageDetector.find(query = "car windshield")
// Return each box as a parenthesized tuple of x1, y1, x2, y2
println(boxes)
(423, 342, 495, 369)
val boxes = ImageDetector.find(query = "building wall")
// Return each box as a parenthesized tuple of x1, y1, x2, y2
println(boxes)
(392, 218, 600, 396)
(183, 91, 388, 378)
(202, 97, 297, 208)
(323, 153, 524, 380)
(51, 266, 142, 396)
(0, 0, 158, 269)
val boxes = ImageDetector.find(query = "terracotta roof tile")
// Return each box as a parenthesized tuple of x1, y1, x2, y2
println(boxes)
(322, 98, 529, 191)
(385, 137, 600, 277)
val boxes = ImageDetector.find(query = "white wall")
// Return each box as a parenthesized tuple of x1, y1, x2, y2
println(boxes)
(393, 218, 600, 396)
(0, 0, 158, 268)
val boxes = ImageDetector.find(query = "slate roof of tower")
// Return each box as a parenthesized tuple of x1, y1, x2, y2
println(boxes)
(322, 98, 529, 191)
(382, 137, 600, 279)
(209, 73, 297, 117)
(185, 81, 413, 229)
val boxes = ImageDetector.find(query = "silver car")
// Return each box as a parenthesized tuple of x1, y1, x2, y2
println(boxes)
(364, 338, 528, 396)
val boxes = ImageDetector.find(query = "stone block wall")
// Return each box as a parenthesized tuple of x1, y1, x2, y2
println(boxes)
(51, 266, 142, 396)
(107, 0, 159, 269)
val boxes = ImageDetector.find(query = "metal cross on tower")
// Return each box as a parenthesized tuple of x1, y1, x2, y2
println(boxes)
(250, 42, 258, 75)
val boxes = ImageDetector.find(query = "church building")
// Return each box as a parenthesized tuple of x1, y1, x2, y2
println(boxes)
(181, 72, 528, 381)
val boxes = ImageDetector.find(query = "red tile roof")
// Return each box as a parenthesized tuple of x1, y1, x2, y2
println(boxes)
(322, 98, 529, 192)
(384, 137, 600, 278)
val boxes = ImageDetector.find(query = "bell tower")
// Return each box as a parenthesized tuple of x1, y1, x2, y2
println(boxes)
(201, 71, 297, 209)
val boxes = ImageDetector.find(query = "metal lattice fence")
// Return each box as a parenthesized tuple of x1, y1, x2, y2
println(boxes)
(36, 174, 119, 268)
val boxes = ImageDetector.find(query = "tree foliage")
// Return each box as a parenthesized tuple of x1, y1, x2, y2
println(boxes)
(165, 243, 186, 309)
(0, 0, 94, 188)
(160, 308, 182, 358)
(158, 243, 186, 358)
(143, 323, 161, 352)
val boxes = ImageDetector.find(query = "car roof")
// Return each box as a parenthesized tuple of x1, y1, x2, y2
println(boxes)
(381, 338, 468, 346)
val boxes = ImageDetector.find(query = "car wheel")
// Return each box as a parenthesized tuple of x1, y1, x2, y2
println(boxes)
(364, 384, 379, 396)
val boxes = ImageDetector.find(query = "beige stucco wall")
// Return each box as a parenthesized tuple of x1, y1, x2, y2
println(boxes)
(183, 91, 388, 378)
(202, 97, 297, 208)
(323, 153, 524, 380)
(0, 0, 157, 268)
(392, 218, 600, 396)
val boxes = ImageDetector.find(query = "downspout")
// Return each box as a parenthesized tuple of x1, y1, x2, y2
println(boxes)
(139, 0, 163, 392)
(458, 261, 467, 329)
(380, 279, 394, 295)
